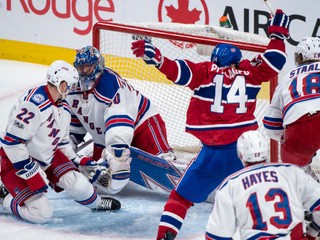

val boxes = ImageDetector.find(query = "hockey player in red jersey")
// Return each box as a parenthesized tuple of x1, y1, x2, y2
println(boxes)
(0, 60, 120, 224)
(131, 9, 289, 240)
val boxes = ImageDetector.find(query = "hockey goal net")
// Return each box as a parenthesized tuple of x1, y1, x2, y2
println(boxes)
(92, 22, 278, 161)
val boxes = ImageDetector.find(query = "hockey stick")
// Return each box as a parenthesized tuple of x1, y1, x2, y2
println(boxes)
(263, 0, 275, 16)
(76, 139, 93, 153)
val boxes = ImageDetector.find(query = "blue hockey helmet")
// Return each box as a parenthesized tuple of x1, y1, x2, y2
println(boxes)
(73, 46, 105, 91)
(211, 43, 242, 67)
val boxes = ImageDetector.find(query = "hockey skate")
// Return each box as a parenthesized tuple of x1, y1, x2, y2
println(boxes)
(159, 231, 176, 240)
(93, 197, 121, 211)
(0, 184, 9, 206)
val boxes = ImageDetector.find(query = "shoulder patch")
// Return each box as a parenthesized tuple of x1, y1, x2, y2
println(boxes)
(32, 94, 45, 104)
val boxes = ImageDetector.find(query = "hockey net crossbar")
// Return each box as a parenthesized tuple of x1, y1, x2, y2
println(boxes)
(93, 22, 269, 52)
(92, 21, 278, 161)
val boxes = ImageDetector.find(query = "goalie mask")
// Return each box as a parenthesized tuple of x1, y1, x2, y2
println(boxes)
(47, 60, 79, 97)
(211, 43, 242, 67)
(73, 46, 105, 91)
(295, 37, 320, 66)
(237, 130, 268, 164)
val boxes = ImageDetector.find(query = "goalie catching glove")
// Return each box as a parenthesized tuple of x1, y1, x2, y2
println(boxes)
(74, 156, 110, 185)
(102, 144, 132, 194)
(268, 9, 290, 40)
(131, 40, 164, 67)
(16, 160, 49, 193)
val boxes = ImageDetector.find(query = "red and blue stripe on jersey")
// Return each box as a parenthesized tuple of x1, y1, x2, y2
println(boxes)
(135, 95, 151, 125)
(282, 93, 320, 118)
(105, 114, 135, 131)
(24, 86, 52, 112)
(263, 116, 283, 131)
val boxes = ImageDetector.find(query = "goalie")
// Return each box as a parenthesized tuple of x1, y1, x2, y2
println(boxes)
(66, 46, 176, 194)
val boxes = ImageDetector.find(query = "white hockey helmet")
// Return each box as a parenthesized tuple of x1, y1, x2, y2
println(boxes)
(294, 37, 320, 66)
(47, 60, 79, 96)
(237, 130, 268, 163)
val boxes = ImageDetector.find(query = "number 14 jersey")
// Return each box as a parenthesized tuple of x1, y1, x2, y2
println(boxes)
(158, 39, 286, 145)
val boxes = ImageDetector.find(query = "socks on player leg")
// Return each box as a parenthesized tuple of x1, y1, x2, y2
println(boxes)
(157, 190, 193, 239)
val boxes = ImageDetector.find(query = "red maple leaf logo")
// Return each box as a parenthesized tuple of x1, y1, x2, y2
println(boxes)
(166, 0, 201, 24)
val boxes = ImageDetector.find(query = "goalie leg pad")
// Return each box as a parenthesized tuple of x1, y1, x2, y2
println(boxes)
(108, 169, 131, 194)
(106, 156, 131, 194)
(93, 169, 130, 195)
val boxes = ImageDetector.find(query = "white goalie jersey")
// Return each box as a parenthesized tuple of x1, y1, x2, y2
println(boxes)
(66, 68, 159, 151)
(206, 163, 320, 240)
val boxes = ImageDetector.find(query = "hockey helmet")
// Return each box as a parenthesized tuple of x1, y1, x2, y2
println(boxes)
(47, 60, 79, 96)
(237, 130, 268, 163)
(211, 43, 242, 67)
(295, 37, 320, 66)
(73, 46, 105, 91)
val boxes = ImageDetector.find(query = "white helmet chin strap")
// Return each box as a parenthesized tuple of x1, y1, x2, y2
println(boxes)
(57, 83, 71, 100)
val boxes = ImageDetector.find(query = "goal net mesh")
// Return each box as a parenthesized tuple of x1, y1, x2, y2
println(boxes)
(93, 22, 275, 155)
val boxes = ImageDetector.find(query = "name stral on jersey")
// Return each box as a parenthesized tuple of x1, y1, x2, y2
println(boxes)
(241, 170, 279, 190)
(289, 62, 320, 78)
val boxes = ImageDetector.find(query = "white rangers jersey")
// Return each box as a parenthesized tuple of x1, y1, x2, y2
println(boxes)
(263, 61, 320, 141)
(66, 68, 159, 148)
(0, 85, 76, 169)
(206, 163, 320, 240)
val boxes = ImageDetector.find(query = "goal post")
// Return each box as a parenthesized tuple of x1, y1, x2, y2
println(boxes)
(92, 21, 278, 162)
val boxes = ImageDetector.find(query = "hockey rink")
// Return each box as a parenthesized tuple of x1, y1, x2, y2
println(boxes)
(0, 60, 214, 240)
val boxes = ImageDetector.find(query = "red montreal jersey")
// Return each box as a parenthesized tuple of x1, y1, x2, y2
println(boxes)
(159, 39, 286, 145)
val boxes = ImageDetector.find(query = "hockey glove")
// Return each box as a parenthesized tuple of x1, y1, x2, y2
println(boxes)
(77, 156, 110, 184)
(268, 9, 290, 40)
(16, 160, 49, 193)
(131, 40, 163, 67)
(306, 221, 320, 240)
(105, 144, 132, 178)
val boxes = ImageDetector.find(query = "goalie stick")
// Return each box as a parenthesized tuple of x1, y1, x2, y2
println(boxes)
(76, 139, 185, 192)
(76, 138, 93, 153)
